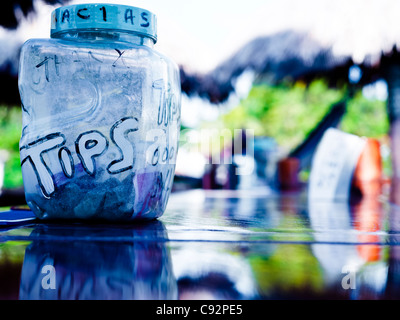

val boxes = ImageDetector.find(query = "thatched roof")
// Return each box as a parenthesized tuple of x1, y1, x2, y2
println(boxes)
(180, 29, 395, 104)
(0, 0, 71, 106)
(1, 0, 69, 29)
(181, 31, 355, 103)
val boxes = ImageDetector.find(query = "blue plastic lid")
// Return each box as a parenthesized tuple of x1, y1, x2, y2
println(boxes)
(51, 3, 157, 42)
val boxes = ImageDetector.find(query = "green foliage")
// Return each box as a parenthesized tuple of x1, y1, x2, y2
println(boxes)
(0, 241, 30, 264)
(222, 80, 344, 151)
(221, 80, 389, 152)
(339, 91, 389, 138)
(0, 108, 23, 189)
(248, 215, 324, 295)
(4, 153, 23, 189)
(250, 244, 324, 294)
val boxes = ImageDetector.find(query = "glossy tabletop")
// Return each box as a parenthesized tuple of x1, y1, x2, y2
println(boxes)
(0, 187, 399, 300)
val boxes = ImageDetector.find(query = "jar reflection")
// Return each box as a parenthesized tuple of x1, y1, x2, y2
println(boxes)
(19, 220, 177, 300)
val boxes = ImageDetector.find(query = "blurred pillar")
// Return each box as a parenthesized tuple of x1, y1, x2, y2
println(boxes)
(390, 120, 400, 204)
(380, 53, 400, 298)
(202, 162, 218, 189)
(385, 62, 400, 124)
(383, 57, 400, 204)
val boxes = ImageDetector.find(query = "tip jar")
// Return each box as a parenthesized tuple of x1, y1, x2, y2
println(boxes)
(18, 3, 181, 221)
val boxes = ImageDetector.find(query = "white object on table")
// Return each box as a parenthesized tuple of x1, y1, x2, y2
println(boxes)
(308, 128, 366, 200)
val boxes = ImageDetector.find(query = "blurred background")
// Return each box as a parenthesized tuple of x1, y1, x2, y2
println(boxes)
(0, 0, 397, 194)
(2, 0, 400, 300)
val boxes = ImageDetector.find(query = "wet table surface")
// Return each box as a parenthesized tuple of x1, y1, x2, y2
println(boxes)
(1, 187, 400, 300)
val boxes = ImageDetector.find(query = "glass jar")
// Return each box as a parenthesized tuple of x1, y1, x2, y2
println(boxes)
(18, 3, 181, 220)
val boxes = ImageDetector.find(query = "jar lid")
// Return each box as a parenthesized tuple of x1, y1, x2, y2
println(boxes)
(51, 3, 157, 42)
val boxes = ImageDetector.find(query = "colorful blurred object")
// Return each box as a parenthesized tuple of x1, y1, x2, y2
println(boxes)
(353, 198, 383, 262)
(277, 157, 300, 191)
(351, 138, 383, 198)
